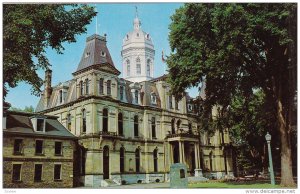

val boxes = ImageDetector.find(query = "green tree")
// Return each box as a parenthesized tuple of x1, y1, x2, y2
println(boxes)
(9, 105, 35, 113)
(167, 3, 296, 186)
(3, 4, 96, 98)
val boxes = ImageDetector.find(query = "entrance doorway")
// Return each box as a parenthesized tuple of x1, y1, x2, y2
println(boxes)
(173, 143, 179, 163)
(103, 146, 109, 179)
(191, 151, 196, 174)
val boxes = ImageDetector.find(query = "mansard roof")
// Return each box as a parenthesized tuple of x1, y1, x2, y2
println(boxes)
(73, 34, 119, 75)
(4, 111, 76, 139)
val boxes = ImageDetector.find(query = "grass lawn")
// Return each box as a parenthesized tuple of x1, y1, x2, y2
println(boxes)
(188, 181, 284, 189)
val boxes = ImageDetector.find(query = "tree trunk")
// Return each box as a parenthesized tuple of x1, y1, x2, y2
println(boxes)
(276, 99, 295, 187)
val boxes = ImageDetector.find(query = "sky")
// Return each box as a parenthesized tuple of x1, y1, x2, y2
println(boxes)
(5, 3, 200, 109)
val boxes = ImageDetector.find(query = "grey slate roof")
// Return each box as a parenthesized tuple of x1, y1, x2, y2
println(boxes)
(75, 34, 115, 73)
(4, 111, 76, 139)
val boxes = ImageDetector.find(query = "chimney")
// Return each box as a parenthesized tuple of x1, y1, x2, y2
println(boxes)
(3, 102, 11, 129)
(44, 69, 52, 108)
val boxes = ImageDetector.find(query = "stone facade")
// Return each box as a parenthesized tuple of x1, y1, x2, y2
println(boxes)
(35, 15, 236, 187)
(3, 111, 77, 188)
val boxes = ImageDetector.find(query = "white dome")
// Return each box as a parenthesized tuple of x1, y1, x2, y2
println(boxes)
(122, 17, 154, 50)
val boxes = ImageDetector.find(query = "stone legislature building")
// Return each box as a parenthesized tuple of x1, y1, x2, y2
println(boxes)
(36, 14, 235, 187)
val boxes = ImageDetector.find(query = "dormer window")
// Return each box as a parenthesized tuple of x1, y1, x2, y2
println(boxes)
(137, 33, 139, 37)
(36, 118, 45, 132)
(151, 93, 157, 105)
(120, 86, 124, 101)
(59, 90, 63, 104)
(188, 104, 193, 111)
(85, 78, 89, 95)
(126, 34, 129, 40)
(135, 90, 139, 104)
(146, 34, 150, 39)
(101, 51, 106, 57)
(85, 52, 90, 58)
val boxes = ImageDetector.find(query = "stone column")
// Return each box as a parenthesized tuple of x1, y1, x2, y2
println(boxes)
(194, 143, 199, 169)
(179, 141, 185, 164)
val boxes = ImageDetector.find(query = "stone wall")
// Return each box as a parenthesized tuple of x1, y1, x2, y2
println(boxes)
(3, 135, 75, 188)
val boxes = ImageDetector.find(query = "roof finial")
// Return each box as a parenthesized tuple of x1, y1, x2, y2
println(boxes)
(135, 6, 138, 18)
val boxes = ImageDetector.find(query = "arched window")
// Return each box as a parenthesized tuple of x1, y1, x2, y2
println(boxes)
(59, 90, 63, 103)
(85, 78, 89, 95)
(151, 117, 156, 139)
(153, 149, 158, 172)
(99, 78, 104, 95)
(188, 123, 192, 133)
(127, 60, 130, 76)
(134, 115, 139, 137)
(147, 59, 151, 76)
(169, 95, 173, 109)
(134, 90, 139, 104)
(135, 148, 140, 172)
(107, 80, 111, 95)
(82, 109, 86, 133)
(103, 108, 108, 132)
(120, 147, 125, 173)
(176, 120, 181, 130)
(151, 93, 156, 104)
(136, 58, 141, 75)
(175, 99, 179, 110)
(67, 114, 71, 131)
(171, 119, 175, 134)
(118, 113, 123, 136)
(120, 86, 124, 101)
(80, 81, 83, 96)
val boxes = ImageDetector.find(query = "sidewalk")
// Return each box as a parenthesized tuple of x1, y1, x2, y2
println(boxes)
(78, 182, 170, 189)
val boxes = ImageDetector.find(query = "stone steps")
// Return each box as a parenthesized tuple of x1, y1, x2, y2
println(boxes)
(101, 179, 120, 187)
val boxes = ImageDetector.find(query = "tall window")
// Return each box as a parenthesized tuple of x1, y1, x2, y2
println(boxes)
(12, 164, 22, 181)
(85, 78, 89, 95)
(169, 95, 173, 109)
(13, 139, 23, 155)
(99, 78, 104, 94)
(120, 147, 125, 173)
(171, 119, 175, 134)
(107, 80, 111, 95)
(59, 90, 63, 103)
(153, 149, 158, 172)
(37, 119, 44, 132)
(147, 59, 151, 76)
(175, 99, 179, 110)
(151, 93, 156, 104)
(35, 140, 43, 155)
(34, 164, 42, 182)
(55, 142, 62, 156)
(67, 114, 71, 130)
(127, 60, 130, 76)
(80, 81, 83, 96)
(120, 86, 124, 100)
(54, 164, 62, 180)
(188, 123, 192, 133)
(176, 120, 181, 130)
(135, 149, 140, 172)
(82, 109, 86, 133)
(151, 117, 156, 139)
(103, 108, 108, 132)
(134, 90, 139, 104)
(136, 58, 141, 75)
(134, 115, 139, 137)
(118, 113, 123, 136)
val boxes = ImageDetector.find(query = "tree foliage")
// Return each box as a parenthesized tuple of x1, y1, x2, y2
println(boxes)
(9, 105, 35, 113)
(167, 3, 296, 186)
(3, 4, 96, 98)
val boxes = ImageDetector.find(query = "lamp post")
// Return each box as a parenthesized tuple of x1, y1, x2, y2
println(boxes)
(265, 132, 275, 185)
